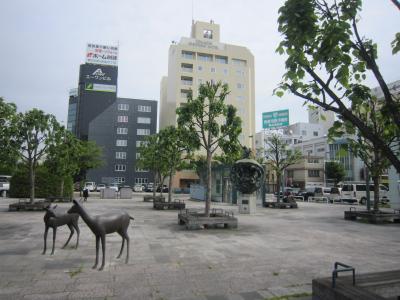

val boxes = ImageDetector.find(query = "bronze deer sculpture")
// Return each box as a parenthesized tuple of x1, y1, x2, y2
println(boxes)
(43, 205, 80, 255)
(68, 199, 134, 271)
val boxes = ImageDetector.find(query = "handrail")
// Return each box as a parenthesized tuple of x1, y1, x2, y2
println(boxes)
(332, 262, 355, 288)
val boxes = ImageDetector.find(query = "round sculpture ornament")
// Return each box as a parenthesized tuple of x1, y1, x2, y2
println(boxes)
(230, 158, 264, 194)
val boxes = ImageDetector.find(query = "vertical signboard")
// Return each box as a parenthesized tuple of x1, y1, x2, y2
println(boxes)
(86, 43, 118, 66)
(262, 109, 289, 129)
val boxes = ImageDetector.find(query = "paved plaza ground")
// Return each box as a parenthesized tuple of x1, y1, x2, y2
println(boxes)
(0, 194, 399, 300)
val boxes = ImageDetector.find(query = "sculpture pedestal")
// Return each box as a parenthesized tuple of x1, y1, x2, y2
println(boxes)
(238, 193, 256, 214)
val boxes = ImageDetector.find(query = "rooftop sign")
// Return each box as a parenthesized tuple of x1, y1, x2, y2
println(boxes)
(262, 109, 289, 129)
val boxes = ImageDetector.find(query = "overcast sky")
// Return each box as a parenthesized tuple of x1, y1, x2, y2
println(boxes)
(0, 0, 399, 132)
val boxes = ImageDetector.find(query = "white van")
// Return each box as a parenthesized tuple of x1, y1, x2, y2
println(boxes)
(341, 183, 389, 205)
(0, 175, 11, 197)
(84, 182, 96, 192)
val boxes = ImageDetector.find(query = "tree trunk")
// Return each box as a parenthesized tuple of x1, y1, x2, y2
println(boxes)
(152, 172, 157, 199)
(372, 175, 380, 212)
(60, 178, 65, 197)
(222, 177, 228, 203)
(168, 170, 173, 202)
(276, 171, 281, 203)
(29, 161, 35, 203)
(205, 150, 212, 217)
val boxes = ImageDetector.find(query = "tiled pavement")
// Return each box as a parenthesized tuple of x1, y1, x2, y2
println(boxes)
(0, 195, 399, 299)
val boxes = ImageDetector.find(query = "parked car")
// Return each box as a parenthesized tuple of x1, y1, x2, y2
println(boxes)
(144, 183, 154, 192)
(84, 182, 96, 192)
(156, 185, 169, 193)
(314, 187, 331, 198)
(0, 175, 11, 197)
(341, 183, 389, 204)
(119, 185, 131, 191)
(327, 187, 341, 203)
(133, 184, 143, 192)
(96, 184, 106, 191)
(108, 183, 119, 192)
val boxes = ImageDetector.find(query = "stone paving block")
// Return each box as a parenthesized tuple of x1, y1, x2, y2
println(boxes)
(22, 292, 69, 300)
(239, 291, 264, 300)
(205, 295, 229, 300)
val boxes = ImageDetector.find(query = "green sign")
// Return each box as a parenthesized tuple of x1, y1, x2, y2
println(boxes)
(262, 109, 289, 129)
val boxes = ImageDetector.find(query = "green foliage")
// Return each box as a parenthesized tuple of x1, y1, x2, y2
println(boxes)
(325, 161, 346, 185)
(392, 32, 400, 54)
(176, 81, 242, 215)
(9, 164, 73, 198)
(276, 0, 400, 172)
(0, 98, 19, 173)
(74, 140, 104, 182)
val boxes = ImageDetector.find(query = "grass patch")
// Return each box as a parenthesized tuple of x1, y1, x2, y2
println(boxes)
(266, 292, 312, 300)
(68, 265, 83, 278)
(273, 272, 279, 276)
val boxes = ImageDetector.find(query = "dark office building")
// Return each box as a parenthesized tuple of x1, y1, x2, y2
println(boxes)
(67, 63, 157, 186)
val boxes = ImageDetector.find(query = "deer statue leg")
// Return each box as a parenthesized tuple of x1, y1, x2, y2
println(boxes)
(42, 225, 49, 255)
(93, 235, 99, 269)
(62, 224, 74, 249)
(124, 232, 130, 264)
(51, 227, 57, 255)
(72, 221, 80, 249)
(116, 231, 125, 259)
(99, 234, 106, 271)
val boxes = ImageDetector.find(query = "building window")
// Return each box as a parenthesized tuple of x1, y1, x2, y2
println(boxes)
(118, 104, 129, 111)
(135, 167, 149, 172)
(116, 140, 127, 147)
(211, 67, 216, 73)
(115, 164, 126, 172)
(236, 69, 245, 76)
(317, 148, 325, 152)
(181, 76, 193, 86)
(136, 153, 141, 159)
(117, 115, 128, 123)
(237, 83, 244, 89)
(223, 69, 228, 75)
(308, 170, 320, 177)
(198, 65, 203, 71)
(138, 105, 151, 112)
(232, 58, 247, 66)
(301, 130, 307, 136)
(114, 177, 125, 183)
(136, 140, 148, 147)
(216, 56, 228, 64)
(115, 152, 127, 159)
(237, 96, 244, 102)
(313, 131, 319, 136)
(181, 63, 193, 73)
(197, 53, 213, 62)
(181, 89, 191, 99)
(135, 178, 148, 184)
(117, 127, 128, 134)
(137, 117, 151, 124)
(182, 51, 195, 60)
(203, 29, 213, 39)
(137, 129, 150, 136)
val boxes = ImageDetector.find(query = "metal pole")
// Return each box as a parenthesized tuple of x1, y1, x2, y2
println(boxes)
(366, 167, 371, 211)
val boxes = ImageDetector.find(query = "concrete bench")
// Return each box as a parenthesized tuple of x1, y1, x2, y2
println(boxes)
(153, 199, 185, 210)
(178, 208, 238, 230)
(345, 207, 400, 224)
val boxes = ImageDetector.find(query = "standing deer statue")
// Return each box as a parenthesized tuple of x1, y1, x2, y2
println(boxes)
(68, 199, 134, 271)
(43, 205, 80, 255)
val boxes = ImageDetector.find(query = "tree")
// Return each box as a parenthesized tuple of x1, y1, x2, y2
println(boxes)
(137, 134, 169, 198)
(45, 127, 82, 197)
(0, 98, 19, 174)
(325, 161, 346, 185)
(331, 96, 393, 211)
(264, 134, 302, 202)
(177, 81, 242, 216)
(75, 140, 104, 185)
(14, 109, 59, 202)
(158, 126, 192, 202)
(275, 0, 400, 172)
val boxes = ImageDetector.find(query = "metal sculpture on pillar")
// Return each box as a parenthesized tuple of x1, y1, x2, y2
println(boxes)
(230, 147, 264, 214)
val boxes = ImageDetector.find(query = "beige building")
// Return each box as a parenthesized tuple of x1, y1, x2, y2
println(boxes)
(160, 20, 255, 188)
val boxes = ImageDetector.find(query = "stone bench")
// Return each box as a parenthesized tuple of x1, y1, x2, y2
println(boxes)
(9, 199, 50, 211)
(264, 201, 298, 209)
(46, 196, 72, 203)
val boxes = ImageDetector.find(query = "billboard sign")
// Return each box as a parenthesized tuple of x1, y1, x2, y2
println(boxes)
(85, 83, 116, 93)
(86, 43, 118, 66)
(80, 64, 118, 85)
(262, 109, 289, 129)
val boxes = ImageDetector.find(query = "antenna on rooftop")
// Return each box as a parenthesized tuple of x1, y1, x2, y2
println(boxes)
(192, 0, 194, 23)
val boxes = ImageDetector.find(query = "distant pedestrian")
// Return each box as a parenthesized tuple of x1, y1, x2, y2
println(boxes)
(83, 188, 89, 202)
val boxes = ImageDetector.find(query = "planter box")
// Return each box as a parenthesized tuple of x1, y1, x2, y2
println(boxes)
(344, 207, 400, 224)
(264, 201, 298, 209)
(178, 208, 238, 230)
(9, 199, 50, 211)
(153, 199, 185, 210)
(143, 195, 165, 202)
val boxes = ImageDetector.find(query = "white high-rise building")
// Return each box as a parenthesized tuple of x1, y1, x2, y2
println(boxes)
(308, 106, 335, 134)
(160, 20, 255, 148)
